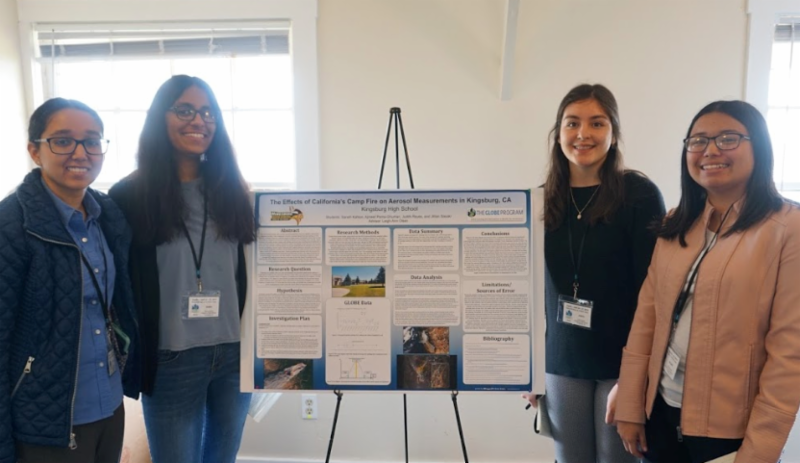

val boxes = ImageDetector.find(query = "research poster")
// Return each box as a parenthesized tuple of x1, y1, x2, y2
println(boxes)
(249, 190, 539, 393)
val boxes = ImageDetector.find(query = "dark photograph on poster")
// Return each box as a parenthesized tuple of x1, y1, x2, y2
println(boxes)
(397, 354, 457, 390)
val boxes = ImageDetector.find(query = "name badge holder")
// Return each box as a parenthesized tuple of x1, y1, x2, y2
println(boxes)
(180, 189, 222, 320)
(557, 210, 594, 330)
(663, 347, 680, 380)
(557, 294, 594, 329)
(182, 285, 222, 319)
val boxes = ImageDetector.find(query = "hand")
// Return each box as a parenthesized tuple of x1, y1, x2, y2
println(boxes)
(521, 392, 538, 409)
(605, 383, 618, 425)
(617, 421, 648, 458)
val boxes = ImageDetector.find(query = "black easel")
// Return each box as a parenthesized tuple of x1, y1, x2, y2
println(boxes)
(378, 107, 415, 189)
(324, 107, 469, 463)
(381, 107, 413, 463)
(379, 107, 468, 463)
(324, 390, 343, 463)
(451, 391, 469, 462)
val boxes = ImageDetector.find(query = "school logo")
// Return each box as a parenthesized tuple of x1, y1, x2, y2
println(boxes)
(467, 208, 476, 217)
(191, 303, 200, 312)
(270, 207, 304, 225)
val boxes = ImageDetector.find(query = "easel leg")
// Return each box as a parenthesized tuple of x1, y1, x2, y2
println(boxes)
(396, 111, 415, 189)
(377, 112, 394, 189)
(451, 391, 469, 463)
(394, 112, 400, 188)
(404, 393, 409, 463)
(325, 390, 344, 463)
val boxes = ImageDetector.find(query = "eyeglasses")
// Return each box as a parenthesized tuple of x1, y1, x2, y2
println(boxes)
(683, 133, 751, 153)
(35, 137, 109, 156)
(168, 106, 217, 123)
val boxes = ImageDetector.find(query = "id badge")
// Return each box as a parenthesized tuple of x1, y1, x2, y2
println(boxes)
(663, 347, 680, 380)
(182, 290, 221, 319)
(104, 327, 118, 376)
(557, 295, 594, 330)
(107, 348, 118, 376)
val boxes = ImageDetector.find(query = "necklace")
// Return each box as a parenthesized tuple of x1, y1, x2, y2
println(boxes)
(569, 186, 599, 220)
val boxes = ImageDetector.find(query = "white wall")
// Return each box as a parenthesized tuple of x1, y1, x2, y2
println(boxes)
(239, 1, 749, 463)
(0, 0, 29, 194)
(315, 0, 748, 210)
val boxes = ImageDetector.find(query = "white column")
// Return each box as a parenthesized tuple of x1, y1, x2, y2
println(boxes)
(0, 0, 31, 194)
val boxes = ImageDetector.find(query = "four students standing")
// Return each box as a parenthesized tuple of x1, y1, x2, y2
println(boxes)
(1, 77, 799, 463)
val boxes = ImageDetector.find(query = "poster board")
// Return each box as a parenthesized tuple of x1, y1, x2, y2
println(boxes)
(241, 189, 545, 394)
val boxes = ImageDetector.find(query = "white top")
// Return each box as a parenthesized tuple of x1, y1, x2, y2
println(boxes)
(659, 228, 717, 408)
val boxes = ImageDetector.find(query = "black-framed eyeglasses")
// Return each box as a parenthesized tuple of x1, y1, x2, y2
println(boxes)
(168, 105, 217, 123)
(35, 137, 109, 156)
(683, 133, 751, 153)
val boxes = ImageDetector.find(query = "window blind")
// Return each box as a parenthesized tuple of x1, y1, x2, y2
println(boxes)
(36, 27, 289, 58)
(774, 23, 798, 43)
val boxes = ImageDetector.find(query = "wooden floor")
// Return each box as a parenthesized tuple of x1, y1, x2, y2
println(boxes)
(121, 397, 151, 463)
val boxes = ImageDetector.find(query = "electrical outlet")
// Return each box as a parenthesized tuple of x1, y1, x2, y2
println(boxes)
(301, 393, 318, 420)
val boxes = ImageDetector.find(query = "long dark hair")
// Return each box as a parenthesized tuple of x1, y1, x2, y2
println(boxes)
(659, 100, 783, 246)
(129, 75, 255, 245)
(543, 84, 626, 230)
(28, 97, 104, 142)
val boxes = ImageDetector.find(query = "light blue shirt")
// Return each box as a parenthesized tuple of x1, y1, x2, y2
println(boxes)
(42, 179, 122, 425)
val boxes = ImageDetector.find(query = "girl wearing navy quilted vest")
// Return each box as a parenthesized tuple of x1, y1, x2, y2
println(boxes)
(109, 75, 255, 463)
(0, 98, 141, 463)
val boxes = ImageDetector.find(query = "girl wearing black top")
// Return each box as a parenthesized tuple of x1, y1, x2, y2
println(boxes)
(524, 84, 665, 463)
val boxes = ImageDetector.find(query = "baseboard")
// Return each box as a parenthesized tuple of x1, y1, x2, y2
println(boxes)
(237, 459, 553, 463)
(237, 459, 313, 463)
(238, 460, 493, 463)
(236, 459, 366, 463)
(238, 459, 414, 463)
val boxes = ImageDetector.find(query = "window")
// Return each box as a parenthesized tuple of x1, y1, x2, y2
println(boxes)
(745, 0, 800, 202)
(768, 21, 800, 201)
(34, 23, 296, 190)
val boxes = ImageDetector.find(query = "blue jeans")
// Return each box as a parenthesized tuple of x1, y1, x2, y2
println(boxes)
(142, 342, 251, 463)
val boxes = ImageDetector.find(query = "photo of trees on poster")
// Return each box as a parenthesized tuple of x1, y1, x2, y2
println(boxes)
(331, 266, 386, 297)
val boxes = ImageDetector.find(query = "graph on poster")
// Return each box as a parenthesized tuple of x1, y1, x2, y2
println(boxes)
(338, 357, 379, 380)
